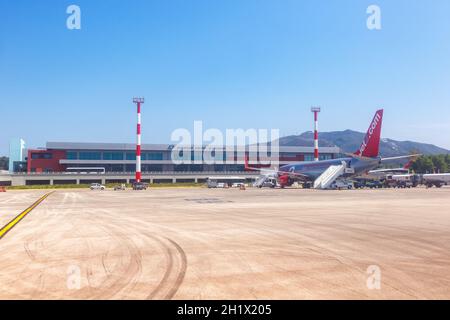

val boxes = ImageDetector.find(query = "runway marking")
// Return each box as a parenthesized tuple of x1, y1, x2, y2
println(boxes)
(185, 198, 233, 204)
(0, 192, 53, 240)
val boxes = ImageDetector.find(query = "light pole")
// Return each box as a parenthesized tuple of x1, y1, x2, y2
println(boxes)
(311, 107, 321, 161)
(133, 97, 144, 183)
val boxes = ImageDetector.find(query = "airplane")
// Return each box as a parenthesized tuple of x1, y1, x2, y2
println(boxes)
(361, 158, 417, 180)
(245, 109, 420, 189)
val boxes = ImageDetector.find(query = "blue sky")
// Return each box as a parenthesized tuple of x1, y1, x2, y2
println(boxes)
(1, 0, 450, 155)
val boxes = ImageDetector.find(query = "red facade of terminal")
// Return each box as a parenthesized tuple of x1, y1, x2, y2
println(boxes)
(27, 149, 66, 173)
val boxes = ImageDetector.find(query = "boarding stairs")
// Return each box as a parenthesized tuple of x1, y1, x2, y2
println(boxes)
(253, 175, 266, 188)
(253, 175, 270, 188)
(313, 162, 346, 189)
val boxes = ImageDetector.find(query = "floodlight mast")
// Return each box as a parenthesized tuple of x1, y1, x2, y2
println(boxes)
(133, 98, 145, 183)
(311, 107, 321, 161)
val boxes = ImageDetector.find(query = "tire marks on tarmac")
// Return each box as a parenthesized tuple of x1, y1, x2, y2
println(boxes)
(3, 191, 188, 299)
(89, 222, 143, 299)
(77, 195, 187, 300)
(145, 235, 187, 300)
(101, 211, 187, 300)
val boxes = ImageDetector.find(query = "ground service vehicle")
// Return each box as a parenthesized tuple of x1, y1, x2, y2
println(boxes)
(385, 174, 420, 188)
(422, 173, 450, 188)
(207, 177, 246, 188)
(231, 182, 245, 188)
(114, 184, 126, 191)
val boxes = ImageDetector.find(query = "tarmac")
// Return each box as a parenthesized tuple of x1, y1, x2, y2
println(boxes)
(0, 187, 449, 299)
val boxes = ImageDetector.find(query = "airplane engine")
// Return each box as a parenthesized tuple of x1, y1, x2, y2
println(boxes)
(278, 174, 293, 188)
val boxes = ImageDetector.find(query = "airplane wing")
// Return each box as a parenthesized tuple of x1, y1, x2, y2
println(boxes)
(345, 152, 422, 163)
(368, 168, 409, 174)
(380, 154, 422, 162)
(244, 156, 309, 180)
(368, 158, 415, 175)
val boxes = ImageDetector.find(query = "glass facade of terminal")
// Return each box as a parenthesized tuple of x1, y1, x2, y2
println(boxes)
(26, 143, 340, 174)
(59, 150, 335, 173)
(66, 151, 164, 161)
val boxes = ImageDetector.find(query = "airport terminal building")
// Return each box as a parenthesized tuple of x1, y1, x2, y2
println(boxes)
(0, 142, 340, 186)
(27, 142, 340, 174)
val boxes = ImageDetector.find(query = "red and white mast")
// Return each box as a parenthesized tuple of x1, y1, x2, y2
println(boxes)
(133, 97, 144, 183)
(311, 107, 321, 161)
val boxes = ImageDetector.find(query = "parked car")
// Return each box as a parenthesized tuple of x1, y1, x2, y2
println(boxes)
(90, 183, 105, 190)
(353, 180, 366, 189)
(132, 182, 148, 190)
(365, 180, 384, 189)
(330, 180, 353, 190)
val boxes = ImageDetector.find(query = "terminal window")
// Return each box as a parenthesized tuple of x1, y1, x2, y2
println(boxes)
(143, 152, 163, 160)
(31, 153, 53, 159)
(79, 152, 101, 160)
(319, 154, 332, 160)
(66, 151, 78, 160)
(103, 152, 124, 160)
(126, 153, 136, 160)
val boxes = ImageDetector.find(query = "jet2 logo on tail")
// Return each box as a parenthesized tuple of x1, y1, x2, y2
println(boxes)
(360, 112, 382, 154)
(356, 109, 383, 158)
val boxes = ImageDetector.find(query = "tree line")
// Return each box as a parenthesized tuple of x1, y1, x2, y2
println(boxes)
(410, 154, 450, 174)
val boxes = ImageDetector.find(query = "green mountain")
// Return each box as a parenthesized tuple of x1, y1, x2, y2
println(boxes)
(279, 130, 449, 157)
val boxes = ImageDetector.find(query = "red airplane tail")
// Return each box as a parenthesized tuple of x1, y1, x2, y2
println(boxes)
(354, 109, 384, 158)
(244, 154, 250, 170)
(404, 160, 413, 169)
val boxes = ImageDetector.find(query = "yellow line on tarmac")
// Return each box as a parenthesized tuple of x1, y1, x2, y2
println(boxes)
(0, 192, 53, 240)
